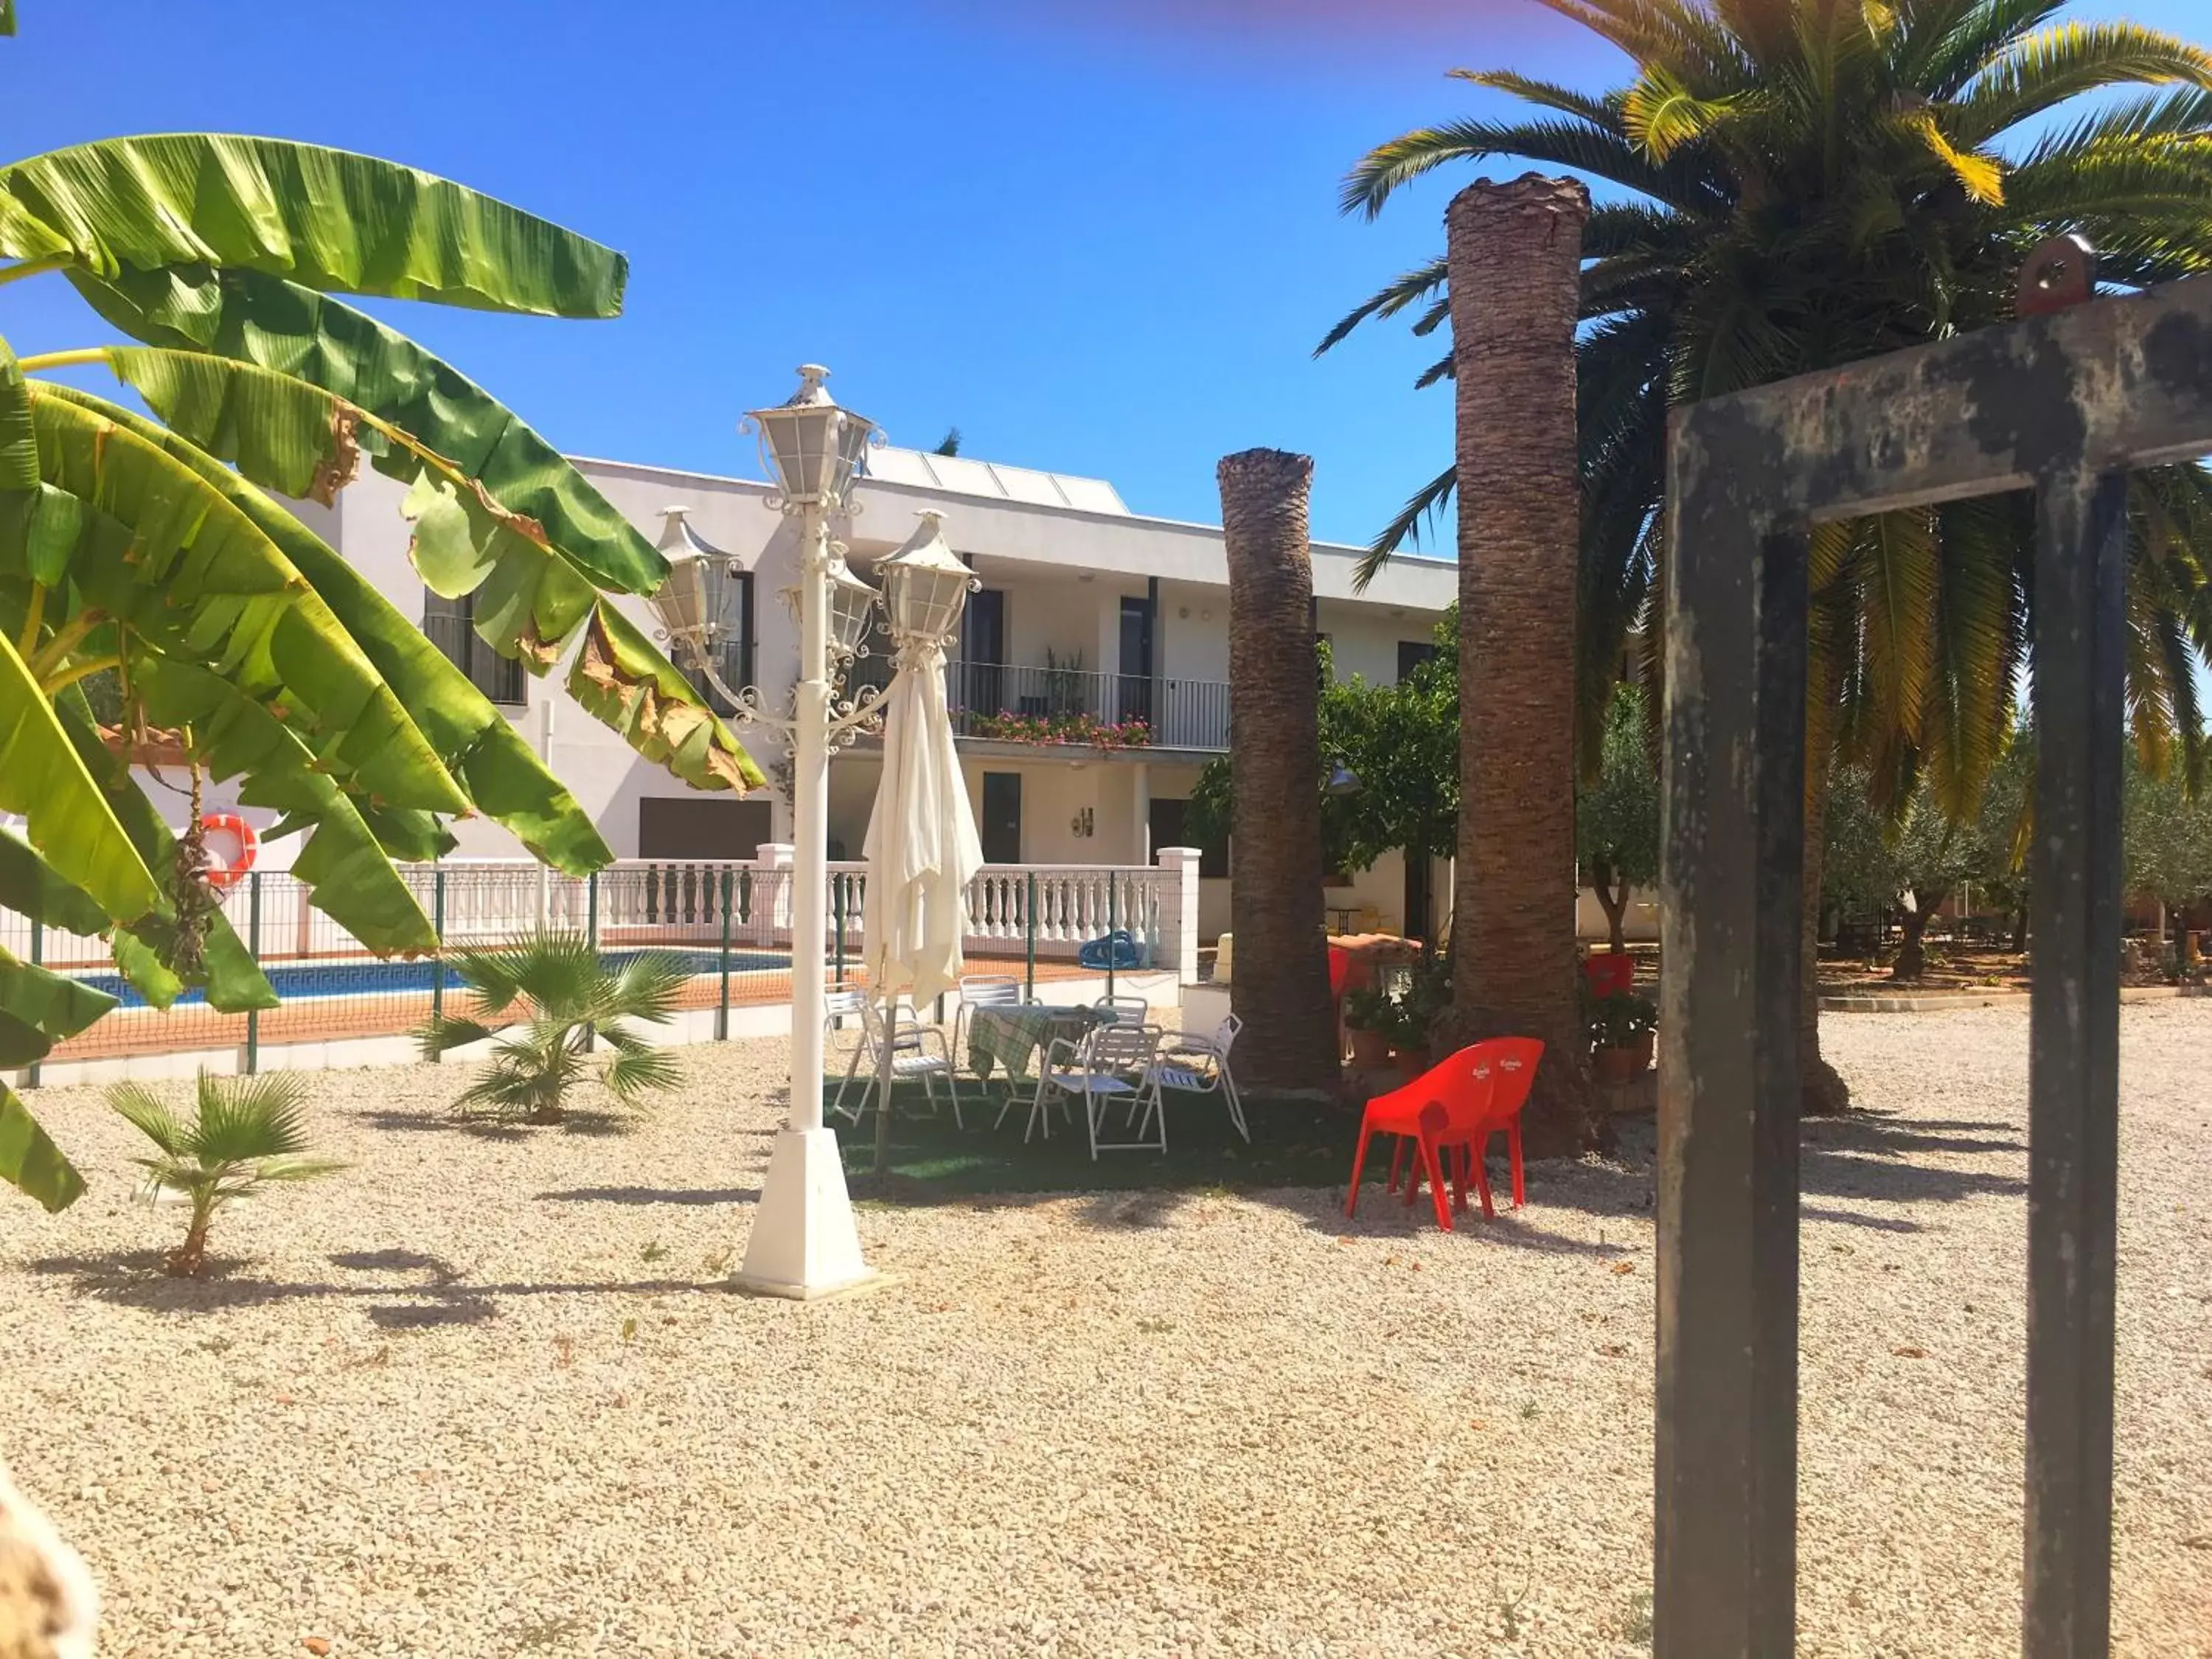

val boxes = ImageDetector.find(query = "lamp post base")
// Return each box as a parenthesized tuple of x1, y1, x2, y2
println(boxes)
(733, 1127, 876, 1301)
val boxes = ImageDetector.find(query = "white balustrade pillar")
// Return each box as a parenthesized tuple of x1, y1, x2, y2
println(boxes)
(1156, 848, 1203, 985)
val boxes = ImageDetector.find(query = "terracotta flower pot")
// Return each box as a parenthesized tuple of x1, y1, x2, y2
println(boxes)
(1593, 1043, 1646, 1085)
(1347, 1027, 1392, 1067)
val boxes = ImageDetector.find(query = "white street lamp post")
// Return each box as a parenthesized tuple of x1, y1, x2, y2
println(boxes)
(649, 365, 961, 1299)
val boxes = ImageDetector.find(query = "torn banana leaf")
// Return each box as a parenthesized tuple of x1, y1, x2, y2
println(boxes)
(570, 604, 766, 793)
(39, 387, 615, 873)
(2, 136, 626, 319)
(71, 269, 664, 591)
(0, 828, 115, 937)
(132, 657, 438, 955)
(29, 383, 467, 815)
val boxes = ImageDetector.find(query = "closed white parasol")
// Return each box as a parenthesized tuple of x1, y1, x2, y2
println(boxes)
(860, 507, 983, 1034)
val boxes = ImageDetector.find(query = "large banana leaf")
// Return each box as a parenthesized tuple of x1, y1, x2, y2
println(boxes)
(38, 387, 616, 873)
(133, 658, 438, 954)
(0, 943, 117, 1215)
(58, 347, 759, 793)
(0, 828, 114, 936)
(0, 951, 114, 1066)
(25, 384, 468, 815)
(69, 276, 665, 593)
(1, 1085, 82, 1213)
(0, 630, 163, 920)
(1, 136, 626, 319)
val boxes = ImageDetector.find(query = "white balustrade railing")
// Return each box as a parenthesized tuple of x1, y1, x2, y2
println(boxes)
(2, 855, 1192, 984)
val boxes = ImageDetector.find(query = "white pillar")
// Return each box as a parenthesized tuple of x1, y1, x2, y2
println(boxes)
(1156, 846, 1203, 986)
(737, 501, 871, 1301)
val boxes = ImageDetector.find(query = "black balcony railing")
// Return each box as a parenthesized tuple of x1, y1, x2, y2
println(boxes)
(841, 658, 1232, 751)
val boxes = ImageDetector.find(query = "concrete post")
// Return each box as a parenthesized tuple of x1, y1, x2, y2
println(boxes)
(1155, 846, 1203, 986)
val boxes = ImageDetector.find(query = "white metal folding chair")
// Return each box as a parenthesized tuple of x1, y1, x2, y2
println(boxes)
(1143, 1012, 1248, 1142)
(1030, 1020, 1164, 1157)
(952, 975, 1024, 1077)
(1093, 995, 1151, 1026)
(829, 990, 963, 1127)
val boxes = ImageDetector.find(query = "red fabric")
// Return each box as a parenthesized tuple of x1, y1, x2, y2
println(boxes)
(1343, 1038, 1544, 1230)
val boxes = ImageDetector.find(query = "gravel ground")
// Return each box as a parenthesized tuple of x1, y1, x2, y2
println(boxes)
(1, 1001, 2207, 1658)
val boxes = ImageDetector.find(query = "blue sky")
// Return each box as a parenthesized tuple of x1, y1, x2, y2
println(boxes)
(2, 0, 2208, 552)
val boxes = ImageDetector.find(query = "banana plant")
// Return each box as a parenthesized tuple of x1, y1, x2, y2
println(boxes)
(0, 17, 765, 1208)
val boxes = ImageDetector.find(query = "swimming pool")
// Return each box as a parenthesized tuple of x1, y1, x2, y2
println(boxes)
(80, 947, 793, 1010)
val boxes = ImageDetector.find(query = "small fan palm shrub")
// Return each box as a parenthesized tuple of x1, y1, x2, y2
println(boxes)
(108, 1071, 346, 1276)
(417, 934, 689, 1124)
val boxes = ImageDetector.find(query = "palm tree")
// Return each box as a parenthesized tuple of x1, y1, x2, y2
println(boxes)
(1217, 448, 1340, 1093)
(1326, 0, 2212, 1110)
(417, 935, 689, 1123)
(1444, 175, 1596, 1150)
(108, 1071, 345, 1276)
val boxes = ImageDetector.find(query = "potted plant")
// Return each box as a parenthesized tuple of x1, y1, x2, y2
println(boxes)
(1587, 990, 1658, 1085)
(1343, 986, 1395, 1067)
(1388, 950, 1450, 1071)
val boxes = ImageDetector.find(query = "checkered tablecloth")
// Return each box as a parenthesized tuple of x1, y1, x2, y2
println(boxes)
(966, 1005, 1111, 1084)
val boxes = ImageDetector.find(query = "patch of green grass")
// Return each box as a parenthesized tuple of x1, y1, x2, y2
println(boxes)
(1619, 1588, 1654, 1645)
(833, 1076, 1359, 1204)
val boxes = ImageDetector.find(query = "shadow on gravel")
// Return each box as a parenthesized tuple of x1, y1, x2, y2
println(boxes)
(352, 1109, 528, 1141)
(536, 1186, 759, 1206)
(23, 1250, 715, 1317)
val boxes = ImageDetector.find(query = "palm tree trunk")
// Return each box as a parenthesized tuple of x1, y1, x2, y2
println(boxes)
(1444, 175, 1595, 1153)
(1218, 448, 1339, 1093)
(167, 1206, 212, 1277)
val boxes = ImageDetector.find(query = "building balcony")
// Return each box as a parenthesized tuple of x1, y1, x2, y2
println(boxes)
(846, 659, 1231, 753)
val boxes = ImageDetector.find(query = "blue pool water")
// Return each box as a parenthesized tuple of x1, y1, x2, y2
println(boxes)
(80, 948, 791, 1010)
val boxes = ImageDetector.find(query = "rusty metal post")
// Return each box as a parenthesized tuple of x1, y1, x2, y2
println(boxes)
(2023, 469, 2128, 1657)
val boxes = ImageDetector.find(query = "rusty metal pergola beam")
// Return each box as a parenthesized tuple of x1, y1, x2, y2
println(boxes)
(1656, 268, 2212, 1659)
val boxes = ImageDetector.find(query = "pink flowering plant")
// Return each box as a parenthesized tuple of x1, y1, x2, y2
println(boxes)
(966, 709, 1153, 748)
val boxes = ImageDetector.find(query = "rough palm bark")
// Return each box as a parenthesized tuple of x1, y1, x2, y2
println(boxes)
(1444, 175, 1596, 1152)
(1219, 449, 1339, 1093)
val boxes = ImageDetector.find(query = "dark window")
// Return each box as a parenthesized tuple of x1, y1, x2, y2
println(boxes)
(689, 571, 755, 714)
(1397, 639, 1439, 681)
(638, 796, 772, 860)
(964, 588, 1007, 717)
(1119, 596, 1154, 726)
(1149, 797, 1226, 880)
(423, 591, 526, 706)
(980, 772, 1021, 864)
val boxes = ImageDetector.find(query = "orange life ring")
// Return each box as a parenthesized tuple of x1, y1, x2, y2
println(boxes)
(200, 813, 259, 889)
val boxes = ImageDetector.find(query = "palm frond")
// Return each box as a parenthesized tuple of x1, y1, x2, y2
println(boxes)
(1340, 116, 1694, 221)
(602, 1046, 683, 1105)
(1952, 21, 2212, 147)
(602, 952, 689, 1024)
(417, 1013, 498, 1061)
(250, 1155, 349, 1183)
(1452, 69, 1622, 130)
(2022, 87, 2212, 162)
(1315, 256, 1448, 356)
(190, 1071, 312, 1164)
(1910, 0, 2072, 100)
(1623, 66, 1745, 158)
(107, 1082, 187, 1158)
(1357, 463, 1458, 586)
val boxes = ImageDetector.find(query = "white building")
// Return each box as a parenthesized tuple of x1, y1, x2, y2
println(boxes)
(300, 441, 1456, 943)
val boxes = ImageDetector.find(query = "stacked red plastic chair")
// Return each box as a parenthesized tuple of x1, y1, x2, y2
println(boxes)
(1343, 1038, 1544, 1231)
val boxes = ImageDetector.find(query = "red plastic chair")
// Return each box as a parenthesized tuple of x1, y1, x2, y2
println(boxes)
(1343, 1037, 1544, 1230)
